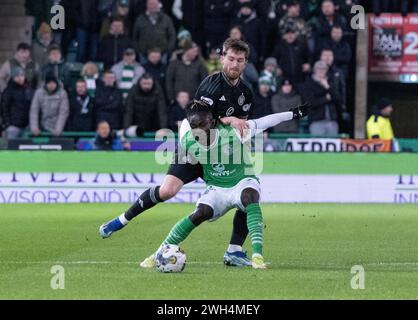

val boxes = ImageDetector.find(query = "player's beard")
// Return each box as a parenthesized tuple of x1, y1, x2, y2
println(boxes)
(224, 67, 241, 82)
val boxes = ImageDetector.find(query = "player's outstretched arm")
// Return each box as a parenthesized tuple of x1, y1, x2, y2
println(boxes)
(219, 116, 249, 137)
(245, 104, 309, 139)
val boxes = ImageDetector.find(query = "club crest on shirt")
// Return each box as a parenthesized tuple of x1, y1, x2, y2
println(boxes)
(238, 93, 245, 106)
(242, 103, 251, 112)
(212, 163, 225, 173)
(226, 107, 235, 116)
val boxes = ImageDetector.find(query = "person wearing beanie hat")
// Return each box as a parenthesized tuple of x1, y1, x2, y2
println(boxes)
(205, 46, 223, 75)
(271, 76, 302, 133)
(30, 72, 69, 137)
(366, 98, 394, 140)
(250, 75, 273, 120)
(259, 57, 281, 93)
(1, 66, 33, 139)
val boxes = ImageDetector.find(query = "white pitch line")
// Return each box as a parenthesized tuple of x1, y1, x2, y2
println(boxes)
(1, 261, 418, 267)
(0, 261, 223, 265)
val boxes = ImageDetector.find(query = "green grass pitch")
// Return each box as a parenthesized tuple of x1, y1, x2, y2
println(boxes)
(1, 203, 418, 299)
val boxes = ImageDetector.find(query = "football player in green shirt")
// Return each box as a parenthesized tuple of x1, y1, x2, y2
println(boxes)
(141, 100, 308, 269)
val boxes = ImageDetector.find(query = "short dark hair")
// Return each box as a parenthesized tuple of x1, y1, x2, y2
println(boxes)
(148, 47, 162, 54)
(17, 43, 30, 51)
(222, 38, 250, 60)
(140, 73, 154, 81)
(48, 44, 62, 53)
(110, 16, 125, 24)
(186, 100, 213, 129)
(75, 78, 86, 85)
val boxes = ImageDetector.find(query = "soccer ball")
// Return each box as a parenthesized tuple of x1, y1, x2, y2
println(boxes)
(155, 244, 187, 273)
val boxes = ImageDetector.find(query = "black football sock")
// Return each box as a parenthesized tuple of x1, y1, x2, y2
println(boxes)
(229, 209, 249, 248)
(124, 186, 164, 221)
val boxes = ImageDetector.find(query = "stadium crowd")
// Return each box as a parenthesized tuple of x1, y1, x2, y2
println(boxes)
(0, 0, 417, 149)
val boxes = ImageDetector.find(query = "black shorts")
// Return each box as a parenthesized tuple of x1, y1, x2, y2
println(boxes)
(166, 146, 203, 184)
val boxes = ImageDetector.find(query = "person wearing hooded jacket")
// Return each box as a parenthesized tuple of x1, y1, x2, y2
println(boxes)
(0, 67, 34, 139)
(30, 75, 69, 136)
(367, 98, 394, 140)
(271, 77, 302, 133)
(124, 73, 167, 132)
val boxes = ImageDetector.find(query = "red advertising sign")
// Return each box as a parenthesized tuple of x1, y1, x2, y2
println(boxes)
(368, 13, 418, 81)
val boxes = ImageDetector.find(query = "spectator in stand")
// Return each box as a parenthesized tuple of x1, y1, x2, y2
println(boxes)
(124, 73, 167, 131)
(165, 42, 208, 104)
(301, 61, 343, 136)
(111, 48, 146, 100)
(279, 0, 313, 50)
(98, 16, 134, 70)
(334, 0, 360, 20)
(81, 62, 100, 98)
(229, 25, 258, 65)
(32, 22, 54, 70)
(30, 74, 69, 137)
(367, 97, 394, 140)
(319, 48, 347, 110)
(0, 43, 39, 93)
(272, 27, 311, 86)
(0, 68, 34, 139)
(203, 0, 234, 53)
(205, 46, 223, 75)
(143, 47, 167, 96)
(317, 25, 352, 79)
(167, 90, 189, 131)
(99, 0, 133, 38)
(249, 76, 273, 120)
(41, 44, 72, 91)
(133, 0, 176, 64)
(227, 25, 259, 89)
(259, 57, 282, 93)
(171, 0, 205, 49)
(94, 70, 124, 130)
(67, 79, 95, 132)
(86, 120, 125, 150)
(70, 0, 102, 62)
(271, 78, 302, 134)
(231, 1, 265, 64)
(314, 0, 348, 44)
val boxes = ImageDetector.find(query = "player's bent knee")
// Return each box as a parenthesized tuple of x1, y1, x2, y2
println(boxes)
(241, 188, 260, 207)
(189, 204, 214, 226)
(159, 176, 184, 200)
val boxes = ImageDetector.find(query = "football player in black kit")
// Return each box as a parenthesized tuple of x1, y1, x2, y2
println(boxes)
(100, 38, 258, 267)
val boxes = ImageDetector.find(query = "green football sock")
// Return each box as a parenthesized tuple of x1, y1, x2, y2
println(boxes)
(246, 203, 263, 256)
(163, 217, 196, 245)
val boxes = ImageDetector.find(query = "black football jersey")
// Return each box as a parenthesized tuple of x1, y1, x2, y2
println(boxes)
(194, 72, 254, 119)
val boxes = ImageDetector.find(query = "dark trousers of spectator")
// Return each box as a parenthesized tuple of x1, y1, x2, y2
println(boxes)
(372, 0, 410, 15)
(76, 28, 99, 62)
